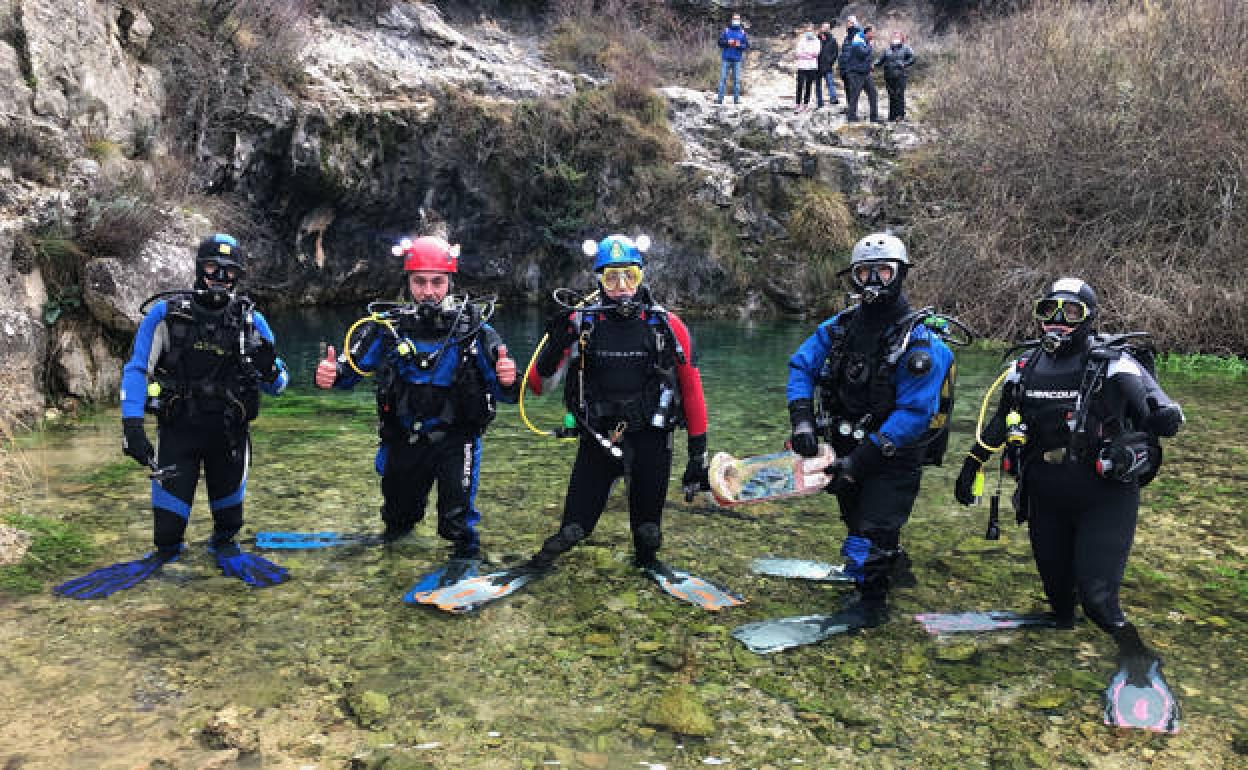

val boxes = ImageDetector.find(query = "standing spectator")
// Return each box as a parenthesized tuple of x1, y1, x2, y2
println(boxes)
(845, 25, 881, 123)
(717, 13, 749, 105)
(837, 16, 861, 113)
(877, 32, 916, 121)
(815, 21, 840, 108)
(794, 23, 821, 113)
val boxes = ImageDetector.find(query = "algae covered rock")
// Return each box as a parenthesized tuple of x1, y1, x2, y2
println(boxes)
(347, 689, 392, 728)
(644, 684, 715, 736)
(1020, 688, 1072, 711)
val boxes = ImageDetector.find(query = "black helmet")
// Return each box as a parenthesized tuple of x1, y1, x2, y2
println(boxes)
(194, 233, 246, 308)
(847, 232, 909, 304)
(1035, 277, 1098, 355)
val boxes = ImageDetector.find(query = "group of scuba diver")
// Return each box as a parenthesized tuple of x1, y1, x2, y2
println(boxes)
(54, 229, 1185, 733)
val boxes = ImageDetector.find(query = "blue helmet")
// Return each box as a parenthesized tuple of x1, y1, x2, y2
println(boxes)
(583, 234, 651, 271)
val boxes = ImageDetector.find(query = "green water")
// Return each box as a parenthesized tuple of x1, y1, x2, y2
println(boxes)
(2, 309, 1246, 769)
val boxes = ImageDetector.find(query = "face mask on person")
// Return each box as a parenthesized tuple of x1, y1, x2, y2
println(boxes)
(731, 19, 741, 28)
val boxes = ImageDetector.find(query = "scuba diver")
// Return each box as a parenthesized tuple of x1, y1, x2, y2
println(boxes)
(786, 233, 956, 629)
(954, 277, 1184, 732)
(314, 235, 518, 593)
(56, 234, 291, 599)
(410, 234, 742, 613)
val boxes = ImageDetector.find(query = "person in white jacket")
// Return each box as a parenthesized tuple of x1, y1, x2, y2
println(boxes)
(794, 23, 822, 113)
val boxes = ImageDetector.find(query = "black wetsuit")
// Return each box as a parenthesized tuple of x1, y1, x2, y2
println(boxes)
(974, 337, 1174, 632)
(528, 299, 708, 567)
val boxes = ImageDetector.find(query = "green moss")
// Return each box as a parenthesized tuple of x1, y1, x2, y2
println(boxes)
(0, 513, 94, 594)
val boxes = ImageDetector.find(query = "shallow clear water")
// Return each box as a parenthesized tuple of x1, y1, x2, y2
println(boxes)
(2, 306, 1245, 769)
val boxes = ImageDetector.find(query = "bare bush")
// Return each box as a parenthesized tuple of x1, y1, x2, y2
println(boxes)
(900, 0, 1248, 352)
(547, 0, 718, 88)
(143, 0, 311, 162)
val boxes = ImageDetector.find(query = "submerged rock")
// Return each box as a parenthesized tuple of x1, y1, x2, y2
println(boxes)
(644, 684, 715, 737)
(347, 689, 392, 729)
(200, 706, 260, 753)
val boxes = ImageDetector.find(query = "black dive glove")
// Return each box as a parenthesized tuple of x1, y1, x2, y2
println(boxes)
(1144, 404, 1183, 437)
(122, 417, 154, 467)
(788, 399, 819, 458)
(248, 338, 280, 383)
(823, 457, 855, 494)
(826, 439, 886, 494)
(682, 433, 710, 502)
(954, 453, 985, 506)
(543, 308, 575, 347)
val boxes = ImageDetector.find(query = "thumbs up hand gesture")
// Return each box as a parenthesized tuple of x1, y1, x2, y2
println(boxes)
(315, 345, 339, 389)
(494, 345, 517, 387)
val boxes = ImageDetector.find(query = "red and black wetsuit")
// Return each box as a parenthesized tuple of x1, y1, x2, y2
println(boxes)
(526, 300, 708, 566)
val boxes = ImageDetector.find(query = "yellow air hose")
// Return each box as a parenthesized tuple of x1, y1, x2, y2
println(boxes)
(969, 364, 1013, 498)
(342, 314, 398, 377)
(975, 365, 1012, 454)
(518, 290, 600, 439)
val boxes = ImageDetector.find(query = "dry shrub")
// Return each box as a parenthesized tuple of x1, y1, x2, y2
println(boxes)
(547, 0, 719, 88)
(143, 0, 311, 160)
(789, 182, 857, 255)
(900, 0, 1248, 352)
(439, 82, 683, 251)
(0, 119, 70, 183)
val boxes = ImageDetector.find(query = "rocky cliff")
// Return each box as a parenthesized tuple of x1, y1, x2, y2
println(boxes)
(0, 0, 927, 428)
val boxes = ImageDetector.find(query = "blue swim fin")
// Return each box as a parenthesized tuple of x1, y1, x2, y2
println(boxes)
(641, 561, 746, 611)
(401, 558, 480, 604)
(211, 543, 289, 588)
(53, 548, 181, 600)
(253, 531, 384, 550)
(1103, 655, 1180, 733)
(915, 611, 1059, 635)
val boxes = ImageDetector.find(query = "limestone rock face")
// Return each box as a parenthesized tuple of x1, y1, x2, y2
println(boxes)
(20, 0, 163, 137)
(82, 211, 207, 334)
(50, 319, 121, 403)
(0, 41, 34, 117)
(0, 226, 47, 429)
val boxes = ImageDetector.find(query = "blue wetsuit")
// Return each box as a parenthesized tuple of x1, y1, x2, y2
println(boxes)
(329, 311, 517, 556)
(120, 295, 288, 550)
(787, 301, 953, 602)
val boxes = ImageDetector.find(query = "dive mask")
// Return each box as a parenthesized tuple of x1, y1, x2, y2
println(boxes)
(600, 265, 643, 291)
(1033, 297, 1090, 324)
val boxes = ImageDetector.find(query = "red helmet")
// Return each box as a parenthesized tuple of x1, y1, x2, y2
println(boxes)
(394, 236, 459, 273)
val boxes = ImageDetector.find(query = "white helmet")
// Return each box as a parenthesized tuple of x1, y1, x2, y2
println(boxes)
(850, 232, 909, 266)
(848, 232, 909, 304)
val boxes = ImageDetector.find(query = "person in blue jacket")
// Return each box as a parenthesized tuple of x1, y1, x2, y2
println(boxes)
(315, 236, 518, 575)
(716, 13, 749, 105)
(787, 233, 953, 627)
(844, 25, 881, 122)
(55, 234, 291, 599)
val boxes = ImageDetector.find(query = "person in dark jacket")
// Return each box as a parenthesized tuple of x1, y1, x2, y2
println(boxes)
(815, 21, 840, 108)
(717, 13, 749, 105)
(877, 32, 916, 121)
(837, 16, 861, 113)
(844, 25, 881, 123)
